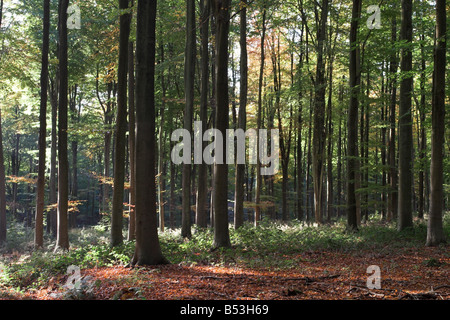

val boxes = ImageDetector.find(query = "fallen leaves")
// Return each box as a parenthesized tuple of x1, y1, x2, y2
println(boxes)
(1, 245, 448, 300)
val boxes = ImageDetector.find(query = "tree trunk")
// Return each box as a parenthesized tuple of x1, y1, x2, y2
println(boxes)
(388, 15, 398, 222)
(418, 33, 426, 220)
(233, 0, 246, 229)
(212, 0, 231, 249)
(312, 0, 329, 224)
(55, 0, 70, 251)
(182, 0, 195, 239)
(426, 0, 446, 246)
(128, 40, 136, 241)
(49, 77, 58, 236)
(158, 36, 166, 233)
(34, 0, 50, 248)
(347, 0, 361, 231)
(255, 6, 266, 226)
(131, 0, 168, 266)
(397, 0, 414, 231)
(0, 0, 6, 245)
(111, 0, 131, 247)
(196, 0, 210, 229)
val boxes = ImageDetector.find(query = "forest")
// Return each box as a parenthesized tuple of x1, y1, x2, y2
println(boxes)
(0, 0, 448, 303)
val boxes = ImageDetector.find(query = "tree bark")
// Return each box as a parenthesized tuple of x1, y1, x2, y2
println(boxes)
(158, 36, 166, 233)
(255, 6, 266, 226)
(426, 0, 446, 246)
(0, 0, 6, 245)
(34, 0, 50, 248)
(196, 0, 210, 229)
(388, 15, 398, 222)
(397, 0, 414, 231)
(55, 0, 70, 251)
(49, 76, 58, 236)
(312, 0, 329, 224)
(111, 0, 131, 247)
(131, 0, 168, 266)
(212, 0, 231, 248)
(127, 40, 136, 241)
(347, 0, 361, 231)
(182, 0, 195, 239)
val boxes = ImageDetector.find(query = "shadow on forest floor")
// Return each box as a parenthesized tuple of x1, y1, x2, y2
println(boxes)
(0, 215, 449, 300)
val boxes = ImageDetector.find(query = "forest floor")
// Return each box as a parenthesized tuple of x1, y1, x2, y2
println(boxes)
(0, 218, 449, 300)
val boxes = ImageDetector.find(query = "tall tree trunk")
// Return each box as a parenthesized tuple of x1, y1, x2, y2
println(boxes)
(182, 0, 195, 239)
(212, 0, 231, 248)
(255, 6, 266, 226)
(326, 63, 333, 223)
(426, 0, 446, 246)
(55, 0, 70, 251)
(0, 0, 6, 246)
(35, 0, 50, 248)
(158, 37, 166, 232)
(347, 0, 361, 231)
(111, 0, 131, 247)
(197, 0, 210, 229)
(233, 0, 246, 229)
(312, 0, 329, 224)
(418, 33, 426, 220)
(388, 15, 398, 222)
(131, 0, 168, 266)
(49, 77, 58, 236)
(397, 0, 414, 231)
(69, 85, 79, 204)
(296, 22, 305, 221)
(127, 40, 136, 241)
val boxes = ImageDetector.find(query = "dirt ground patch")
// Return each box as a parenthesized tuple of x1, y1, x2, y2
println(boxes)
(9, 246, 448, 300)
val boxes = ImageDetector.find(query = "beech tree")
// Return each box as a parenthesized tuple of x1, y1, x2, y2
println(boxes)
(426, 0, 446, 246)
(397, 0, 414, 231)
(181, 0, 195, 239)
(233, 0, 247, 229)
(212, 0, 231, 249)
(34, 0, 50, 248)
(131, 0, 168, 266)
(111, 0, 132, 247)
(311, 0, 329, 224)
(347, 0, 361, 231)
(55, 0, 70, 251)
(196, 0, 210, 229)
(0, 0, 6, 246)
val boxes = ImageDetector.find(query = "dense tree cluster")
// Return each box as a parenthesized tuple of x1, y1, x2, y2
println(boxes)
(0, 0, 447, 264)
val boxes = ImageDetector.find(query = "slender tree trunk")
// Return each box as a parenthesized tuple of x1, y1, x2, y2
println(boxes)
(418, 33, 426, 220)
(182, 0, 195, 239)
(388, 15, 398, 222)
(233, 0, 246, 229)
(347, 0, 361, 231)
(69, 85, 79, 205)
(131, 0, 168, 266)
(197, 0, 210, 229)
(128, 40, 136, 241)
(158, 37, 166, 233)
(49, 77, 58, 236)
(212, 0, 231, 248)
(34, 0, 50, 248)
(255, 6, 266, 226)
(55, 0, 70, 251)
(111, 0, 131, 247)
(426, 0, 446, 246)
(312, 0, 329, 224)
(397, 0, 414, 231)
(0, 0, 6, 245)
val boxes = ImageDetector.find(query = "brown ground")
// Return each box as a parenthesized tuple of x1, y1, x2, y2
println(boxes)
(3, 246, 448, 300)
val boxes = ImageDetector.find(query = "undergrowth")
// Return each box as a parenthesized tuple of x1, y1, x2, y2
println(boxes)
(0, 214, 448, 290)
